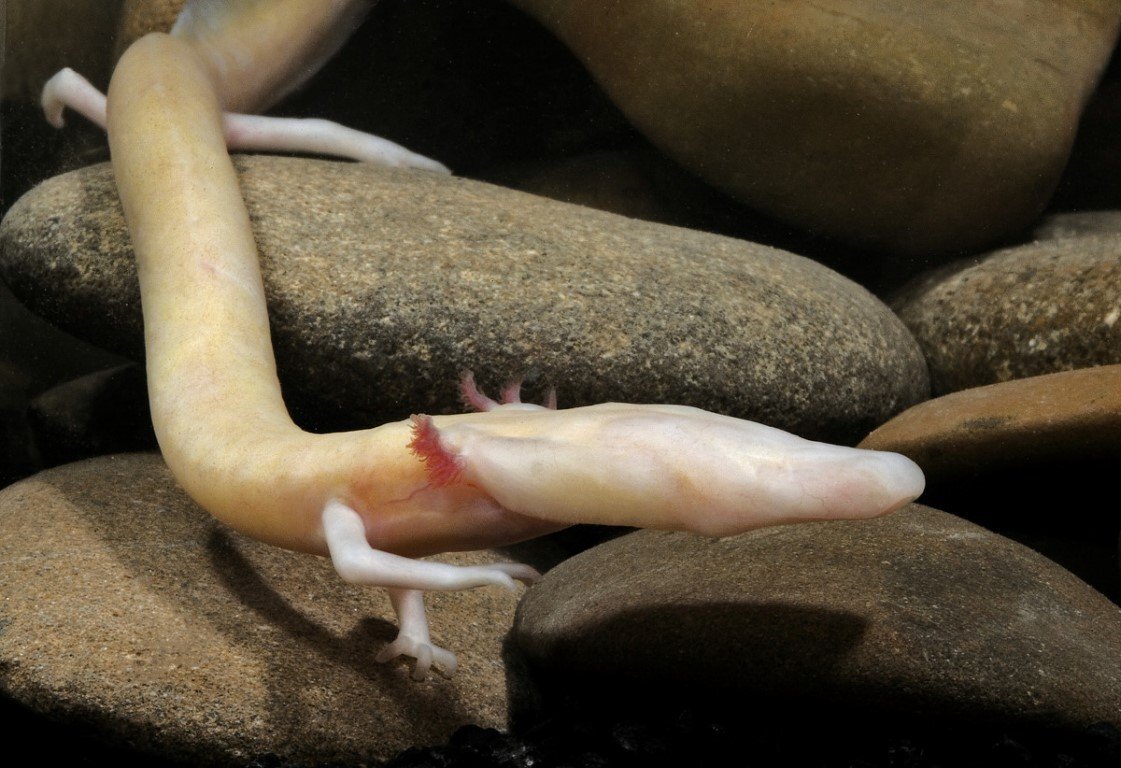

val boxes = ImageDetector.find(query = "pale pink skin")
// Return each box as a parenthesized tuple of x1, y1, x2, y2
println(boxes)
(417, 374, 925, 539)
(44, 1, 925, 679)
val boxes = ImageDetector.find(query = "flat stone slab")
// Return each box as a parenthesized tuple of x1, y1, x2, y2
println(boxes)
(510, 505, 1121, 731)
(0, 156, 928, 443)
(0, 453, 529, 766)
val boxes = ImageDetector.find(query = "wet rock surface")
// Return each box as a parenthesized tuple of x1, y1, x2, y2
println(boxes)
(0, 156, 928, 443)
(859, 364, 1121, 482)
(509, 0, 1121, 257)
(858, 365, 1121, 604)
(510, 506, 1121, 731)
(893, 220, 1121, 395)
(0, 454, 531, 766)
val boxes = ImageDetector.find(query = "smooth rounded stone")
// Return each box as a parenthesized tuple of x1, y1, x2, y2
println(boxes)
(508, 0, 1121, 257)
(859, 365, 1121, 606)
(510, 505, 1121, 730)
(0, 157, 928, 443)
(858, 365, 1121, 483)
(0, 454, 529, 765)
(893, 227, 1121, 395)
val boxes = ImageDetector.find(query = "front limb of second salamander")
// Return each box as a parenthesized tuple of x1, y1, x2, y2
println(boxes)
(42, 67, 449, 172)
(43, 0, 449, 171)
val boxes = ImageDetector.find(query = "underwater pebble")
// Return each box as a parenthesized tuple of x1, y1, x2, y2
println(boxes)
(893, 221, 1121, 395)
(0, 156, 928, 443)
(858, 364, 1121, 484)
(0, 453, 526, 765)
(859, 366, 1121, 605)
(510, 505, 1121, 731)
(508, 0, 1121, 257)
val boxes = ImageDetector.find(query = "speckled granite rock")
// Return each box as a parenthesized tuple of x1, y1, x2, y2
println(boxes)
(508, 0, 1121, 258)
(893, 220, 1121, 395)
(510, 506, 1121, 730)
(0, 454, 530, 765)
(858, 365, 1121, 482)
(0, 157, 928, 442)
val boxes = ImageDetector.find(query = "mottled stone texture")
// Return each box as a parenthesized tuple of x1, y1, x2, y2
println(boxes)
(0, 454, 527, 765)
(508, 0, 1121, 257)
(0, 157, 928, 443)
(893, 226, 1121, 394)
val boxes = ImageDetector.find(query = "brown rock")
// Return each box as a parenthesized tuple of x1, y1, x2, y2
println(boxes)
(28, 363, 155, 466)
(893, 226, 1121, 394)
(0, 157, 928, 443)
(115, 0, 187, 56)
(482, 150, 682, 226)
(508, 0, 1121, 257)
(511, 505, 1121, 730)
(858, 364, 1121, 481)
(0, 454, 529, 764)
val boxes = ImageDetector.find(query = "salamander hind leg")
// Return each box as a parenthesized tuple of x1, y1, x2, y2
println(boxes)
(321, 499, 538, 678)
(376, 588, 456, 679)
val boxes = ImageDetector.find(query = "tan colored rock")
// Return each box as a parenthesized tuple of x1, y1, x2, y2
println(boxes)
(511, 506, 1121, 729)
(508, 0, 1121, 257)
(893, 221, 1121, 394)
(0, 157, 929, 443)
(858, 364, 1121, 482)
(0, 454, 527, 764)
(114, 0, 187, 56)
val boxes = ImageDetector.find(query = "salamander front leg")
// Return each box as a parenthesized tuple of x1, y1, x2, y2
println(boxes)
(321, 499, 538, 678)
(41, 67, 449, 173)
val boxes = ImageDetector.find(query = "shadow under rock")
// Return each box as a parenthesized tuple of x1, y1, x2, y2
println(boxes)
(508, 602, 869, 725)
(920, 457, 1121, 606)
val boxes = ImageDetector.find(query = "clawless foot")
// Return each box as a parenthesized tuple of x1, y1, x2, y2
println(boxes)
(321, 499, 538, 678)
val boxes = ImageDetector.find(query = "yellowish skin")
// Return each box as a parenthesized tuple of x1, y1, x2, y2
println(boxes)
(107, 34, 561, 561)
